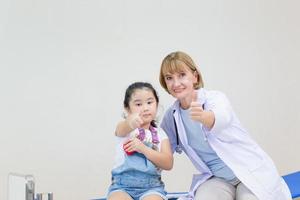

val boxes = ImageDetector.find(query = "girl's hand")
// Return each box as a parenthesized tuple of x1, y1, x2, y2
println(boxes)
(123, 138, 146, 154)
(126, 113, 144, 129)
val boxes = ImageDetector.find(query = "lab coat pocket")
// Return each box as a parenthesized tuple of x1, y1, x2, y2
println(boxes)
(249, 158, 281, 193)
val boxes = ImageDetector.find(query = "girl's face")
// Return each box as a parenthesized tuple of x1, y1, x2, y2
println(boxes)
(163, 62, 198, 101)
(127, 88, 158, 126)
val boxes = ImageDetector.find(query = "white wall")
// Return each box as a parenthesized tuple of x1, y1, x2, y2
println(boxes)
(0, 0, 299, 199)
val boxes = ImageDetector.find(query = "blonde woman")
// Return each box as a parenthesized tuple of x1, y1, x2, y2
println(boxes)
(159, 51, 291, 200)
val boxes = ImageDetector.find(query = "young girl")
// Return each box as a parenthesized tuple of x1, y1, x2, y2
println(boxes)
(159, 51, 291, 200)
(107, 82, 173, 200)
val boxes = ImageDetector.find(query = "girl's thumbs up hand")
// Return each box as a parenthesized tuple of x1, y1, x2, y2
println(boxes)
(127, 112, 144, 129)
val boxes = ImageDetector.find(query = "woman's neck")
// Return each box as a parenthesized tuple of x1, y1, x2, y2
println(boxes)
(179, 95, 193, 110)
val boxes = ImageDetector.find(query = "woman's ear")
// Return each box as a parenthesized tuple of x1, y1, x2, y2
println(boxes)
(193, 70, 199, 83)
(193, 70, 198, 78)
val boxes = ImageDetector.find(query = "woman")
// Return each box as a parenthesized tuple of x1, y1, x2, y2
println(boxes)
(159, 51, 291, 200)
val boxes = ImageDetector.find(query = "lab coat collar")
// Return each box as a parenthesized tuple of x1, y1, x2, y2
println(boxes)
(171, 96, 212, 198)
(170, 90, 212, 172)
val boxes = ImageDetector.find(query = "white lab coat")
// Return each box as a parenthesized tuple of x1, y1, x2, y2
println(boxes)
(160, 88, 291, 200)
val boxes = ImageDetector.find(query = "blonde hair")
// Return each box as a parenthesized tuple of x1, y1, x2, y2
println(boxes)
(159, 51, 204, 93)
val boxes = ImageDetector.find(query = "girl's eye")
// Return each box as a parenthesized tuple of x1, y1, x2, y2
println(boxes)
(147, 101, 153, 105)
(165, 76, 172, 80)
(136, 103, 142, 106)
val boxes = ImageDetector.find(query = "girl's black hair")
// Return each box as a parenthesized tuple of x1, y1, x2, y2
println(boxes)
(123, 82, 159, 127)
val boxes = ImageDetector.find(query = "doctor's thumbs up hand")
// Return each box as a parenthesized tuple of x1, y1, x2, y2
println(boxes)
(190, 90, 205, 122)
(190, 90, 215, 129)
(126, 112, 144, 130)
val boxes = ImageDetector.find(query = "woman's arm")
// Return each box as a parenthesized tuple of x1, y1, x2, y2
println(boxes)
(190, 90, 215, 130)
(190, 102, 215, 130)
(204, 91, 233, 133)
(190, 90, 233, 132)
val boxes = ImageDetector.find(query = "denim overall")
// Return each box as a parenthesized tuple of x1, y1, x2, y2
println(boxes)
(107, 126, 167, 200)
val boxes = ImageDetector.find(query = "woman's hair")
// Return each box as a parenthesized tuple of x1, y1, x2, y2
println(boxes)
(123, 82, 159, 127)
(159, 51, 204, 93)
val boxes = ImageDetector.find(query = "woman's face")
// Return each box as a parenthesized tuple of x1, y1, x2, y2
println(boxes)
(163, 62, 198, 101)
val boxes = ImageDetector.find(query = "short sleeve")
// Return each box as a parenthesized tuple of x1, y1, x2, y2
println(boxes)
(157, 127, 168, 141)
(160, 109, 177, 153)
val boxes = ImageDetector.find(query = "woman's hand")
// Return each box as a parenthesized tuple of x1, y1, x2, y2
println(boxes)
(190, 90, 215, 129)
(190, 101, 205, 122)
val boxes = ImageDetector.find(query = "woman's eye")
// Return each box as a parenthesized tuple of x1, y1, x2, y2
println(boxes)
(165, 76, 172, 80)
(136, 103, 142, 106)
(179, 72, 186, 77)
(147, 101, 153, 105)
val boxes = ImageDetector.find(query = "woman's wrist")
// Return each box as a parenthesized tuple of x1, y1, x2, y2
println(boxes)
(203, 111, 215, 129)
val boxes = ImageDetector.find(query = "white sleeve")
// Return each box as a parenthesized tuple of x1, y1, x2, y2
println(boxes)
(158, 127, 168, 141)
(205, 91, 233, 134)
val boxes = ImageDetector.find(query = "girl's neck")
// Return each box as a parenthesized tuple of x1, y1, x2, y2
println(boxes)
(141, 123, 151, 130)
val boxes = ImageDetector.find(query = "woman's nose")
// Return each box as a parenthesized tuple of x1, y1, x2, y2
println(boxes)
(173, 77, 181, 86)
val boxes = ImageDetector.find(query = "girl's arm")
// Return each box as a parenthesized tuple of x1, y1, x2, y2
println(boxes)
(142, 139, 173, 170)
(115, 120, 133, 137)
(124, 138, 173, 170)
(115, 113, 143, 137)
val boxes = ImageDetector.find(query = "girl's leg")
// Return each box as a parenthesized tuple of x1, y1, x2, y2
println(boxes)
(107, 191, 133, 200)
(236, 182, 258, 200)
(141, 194, 164, 200)
(194, 177, 235, 200)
